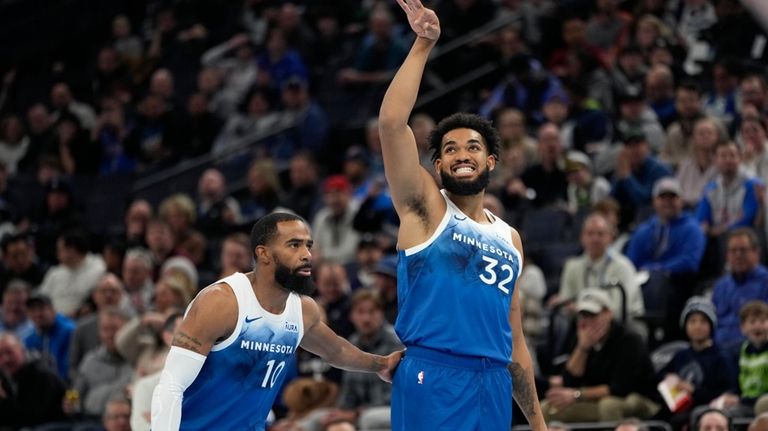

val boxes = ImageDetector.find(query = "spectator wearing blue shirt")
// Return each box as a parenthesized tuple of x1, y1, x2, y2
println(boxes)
(257, 28, 309, 91)
(626, 177, 706, 340)
(23, 293, 75, 382)
(612, 128, 672, 228)
(712, 228, 768, 349)
(627, 177, 706, 274)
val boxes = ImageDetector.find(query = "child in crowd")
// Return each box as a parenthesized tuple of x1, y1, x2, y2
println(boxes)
(710, 300, 768, 416)
(657, 297, 732, 427)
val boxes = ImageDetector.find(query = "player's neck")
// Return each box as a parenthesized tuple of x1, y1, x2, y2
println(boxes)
(446, 191, 490, 223)
(249, 270, 290, 314)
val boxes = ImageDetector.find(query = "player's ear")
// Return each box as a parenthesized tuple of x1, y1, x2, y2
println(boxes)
(254, 245, 271, 265)
(487, 154, 496, 172)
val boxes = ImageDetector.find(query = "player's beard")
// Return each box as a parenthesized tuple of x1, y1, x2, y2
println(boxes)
(440, 164, 491, 196)
(274, 260, 315, 296)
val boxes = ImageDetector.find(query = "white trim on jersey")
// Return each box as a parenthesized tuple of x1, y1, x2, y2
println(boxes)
(403, 204, 452, 256)
(210, 273, 249, 352)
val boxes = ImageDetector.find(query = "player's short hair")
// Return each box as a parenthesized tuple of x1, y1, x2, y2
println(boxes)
(429, 113, 501, 162)
(250, 212, 306, 250)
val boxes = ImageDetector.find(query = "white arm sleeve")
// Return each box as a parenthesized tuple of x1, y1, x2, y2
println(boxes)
(150, 346, 207, 431)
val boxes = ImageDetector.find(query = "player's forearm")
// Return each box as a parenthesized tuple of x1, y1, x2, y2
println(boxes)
(379, 37, 436, 128)
(510, 346, 546, 431)
(151, 347, 207, 430)
(325, 336, 387, 374)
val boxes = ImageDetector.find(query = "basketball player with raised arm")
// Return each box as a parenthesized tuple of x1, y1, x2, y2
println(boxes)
(151, 213, 402, 430)
(379, 1, 547, 429)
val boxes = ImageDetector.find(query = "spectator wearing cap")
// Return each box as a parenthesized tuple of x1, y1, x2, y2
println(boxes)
(555, 213, 645, 338)
(676, 118, 722, 208)
(565, 150, 611, 215)
(0, 233, 46, 296)
(24, 292, 75, 381)
(711, 228, 768, 348)
(273, 74, 329, 161)
(371, 255, 398, 325)
(656, 297, 733, 424)
(613, 88, 665, 156)
(312, 175, 361, 264)
(626, 177, 705, 274)
(611, 128, 672, 227)
(626, 177, 706, 340)
(542, 288, 658, 422)
(344, 145, 374, 202)
(38, 229, 106, 318)
(697, 141, 763, 238)
(610, 46, 647, 105)
(0, 280, 35, 341)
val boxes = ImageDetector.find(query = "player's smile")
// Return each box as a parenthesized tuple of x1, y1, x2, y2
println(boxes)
(451, 162, 477, 178)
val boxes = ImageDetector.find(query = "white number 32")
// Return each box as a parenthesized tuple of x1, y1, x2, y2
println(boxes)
(479, 255, 514, 294)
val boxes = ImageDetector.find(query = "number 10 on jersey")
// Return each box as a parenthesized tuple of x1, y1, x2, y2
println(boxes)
(261, 359, 285, 388)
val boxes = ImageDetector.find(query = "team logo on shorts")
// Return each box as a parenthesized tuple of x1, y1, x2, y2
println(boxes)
(417, 371, 424, 385)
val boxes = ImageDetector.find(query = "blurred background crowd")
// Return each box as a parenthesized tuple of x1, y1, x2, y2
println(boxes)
(0, 0, 768, 430)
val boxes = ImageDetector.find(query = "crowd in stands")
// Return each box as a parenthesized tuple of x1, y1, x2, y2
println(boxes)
(1, 0, 768, 430)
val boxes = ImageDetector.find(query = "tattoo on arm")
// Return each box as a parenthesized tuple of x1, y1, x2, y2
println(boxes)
(173, 331, 203, 353)
(509, 362, 539, 421)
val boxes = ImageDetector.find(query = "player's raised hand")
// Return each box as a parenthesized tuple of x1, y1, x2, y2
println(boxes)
(395, 0, 441, 41)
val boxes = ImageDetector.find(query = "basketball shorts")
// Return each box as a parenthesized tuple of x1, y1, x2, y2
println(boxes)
(391, 345, 512, 430)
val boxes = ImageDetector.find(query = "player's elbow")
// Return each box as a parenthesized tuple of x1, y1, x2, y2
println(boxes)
(378, 110, 406, 131)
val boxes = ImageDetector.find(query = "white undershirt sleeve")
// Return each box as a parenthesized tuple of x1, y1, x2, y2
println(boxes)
(150, 346, 207, 431)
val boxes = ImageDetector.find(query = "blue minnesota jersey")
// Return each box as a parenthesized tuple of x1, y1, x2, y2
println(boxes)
(395, 191, 521, 364)
(180, 273, 304, 431)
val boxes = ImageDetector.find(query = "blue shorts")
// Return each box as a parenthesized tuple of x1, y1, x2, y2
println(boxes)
(391, 346, 512, 431)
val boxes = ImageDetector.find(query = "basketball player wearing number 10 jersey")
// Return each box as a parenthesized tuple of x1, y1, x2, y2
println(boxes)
(151, 213, 402, 430)
(379, 1, 547, 430)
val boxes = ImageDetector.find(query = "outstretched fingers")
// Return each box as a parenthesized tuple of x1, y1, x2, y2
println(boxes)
(395, 0, 411, 13)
